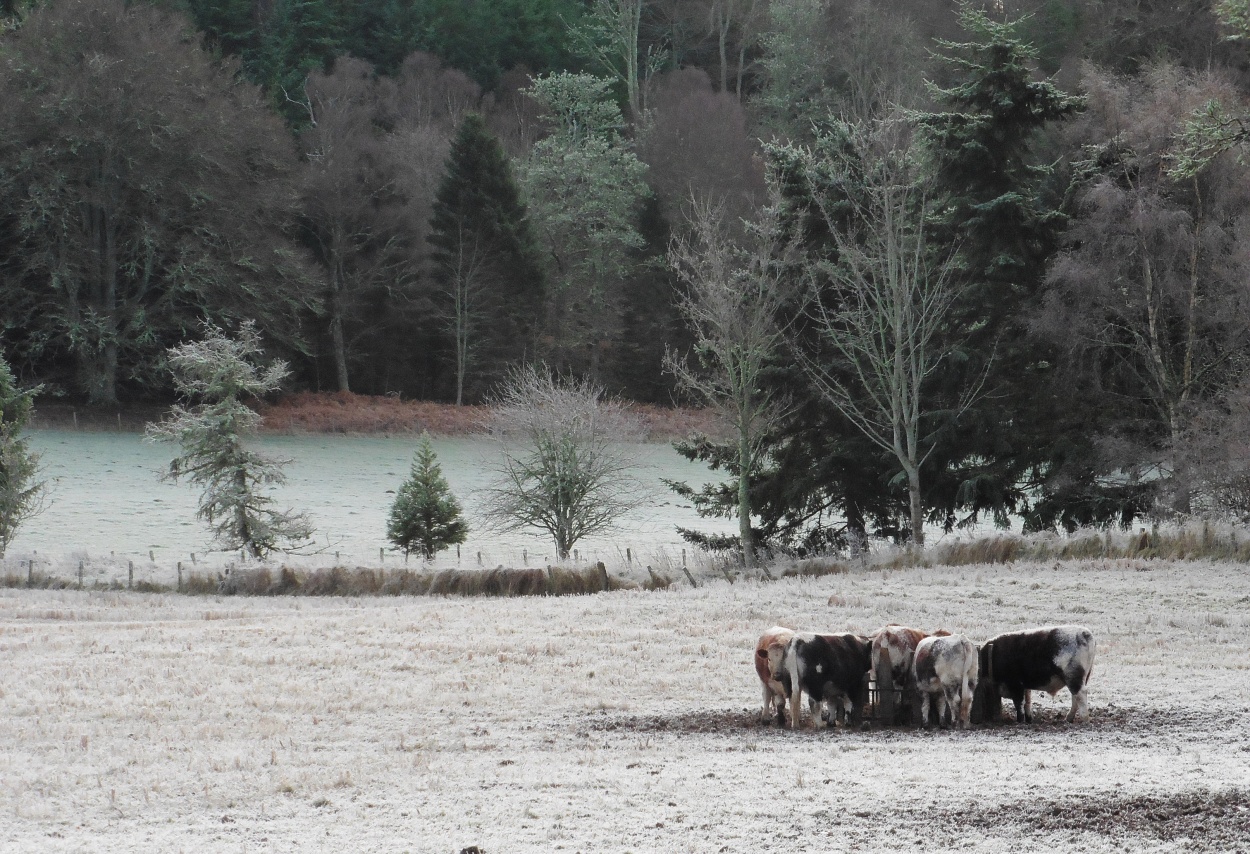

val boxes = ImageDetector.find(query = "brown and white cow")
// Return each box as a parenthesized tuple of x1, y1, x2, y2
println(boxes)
(754, 626, 795, 725)
(912, 634, 979, 729)
(773, 632, 873, 729)
(870, 625, 951, 690)
(980, 625, 1096, 723)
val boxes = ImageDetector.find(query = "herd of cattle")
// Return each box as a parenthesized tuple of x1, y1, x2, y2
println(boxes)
(754, 624, 1097, 729)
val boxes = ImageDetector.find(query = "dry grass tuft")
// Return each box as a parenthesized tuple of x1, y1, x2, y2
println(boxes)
(779, 558, 851, 578)
(178, 561, 632, 599)
(180, 573, 222, 595)
(920, 522, 1250, 567)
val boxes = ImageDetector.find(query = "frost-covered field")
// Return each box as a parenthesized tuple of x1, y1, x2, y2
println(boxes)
(14, 430, 735, 586)
(1, 559, 1248, 852)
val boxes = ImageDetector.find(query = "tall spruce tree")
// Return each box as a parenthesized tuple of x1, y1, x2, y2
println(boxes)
(428, 113, 544, 404)
(912, 7, 1083, 532)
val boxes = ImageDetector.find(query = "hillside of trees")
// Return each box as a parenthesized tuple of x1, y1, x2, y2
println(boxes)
(4, 0, 1250, 551)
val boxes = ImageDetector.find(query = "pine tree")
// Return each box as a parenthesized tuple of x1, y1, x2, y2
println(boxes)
(911, 7, 1083, 531)
(386, 434, 468, 559)
(0, 357, 43, 557)
(428, 113, 544, 404)
(147, 323, 314, 559)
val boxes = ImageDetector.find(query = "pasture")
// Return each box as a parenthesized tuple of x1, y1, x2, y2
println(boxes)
(1, 558, 1248, 852)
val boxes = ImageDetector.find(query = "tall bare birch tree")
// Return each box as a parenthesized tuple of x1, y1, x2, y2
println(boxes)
(666, 200, 792, 568)
(799, 129, 966, 547)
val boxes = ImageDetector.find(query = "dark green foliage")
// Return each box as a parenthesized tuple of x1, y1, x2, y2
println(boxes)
(386, 434, 468, 559)
(254, 0, 345, 120)
(428, 113, 545, 403)
(0, 357, 42, 556)
(912, 7, 1085, 532)
(183, 0, 255, 57)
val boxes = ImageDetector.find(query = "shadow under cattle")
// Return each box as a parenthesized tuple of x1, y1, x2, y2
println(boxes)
(580, 702, 1233, 740)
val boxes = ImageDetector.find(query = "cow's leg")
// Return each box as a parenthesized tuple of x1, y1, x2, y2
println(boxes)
(761, 684, 772, 724)
(775, 692, 787, 726)
(1024, 688, 1033, 723)
(1009, 686, 1026, 723)
(1065, 667, 1089, 723)
(810, 696, 828, 730)
(789, 686, 803, 730)
(959, 684, 974, 729)
(942, 685, 960, 729)
(919, 691, 932, 729)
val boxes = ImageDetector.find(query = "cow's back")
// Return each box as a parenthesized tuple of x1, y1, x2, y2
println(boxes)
(983, 625, 1093, 690)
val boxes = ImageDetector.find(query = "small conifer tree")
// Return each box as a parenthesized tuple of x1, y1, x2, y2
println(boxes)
(387, 433, 468, 559)
(147, 323, 313, 559)
(0, 357, 43, 556)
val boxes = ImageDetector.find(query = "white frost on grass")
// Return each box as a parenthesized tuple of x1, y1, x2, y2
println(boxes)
(1, 559, 1248, 852)
(14, 431, 735, 585)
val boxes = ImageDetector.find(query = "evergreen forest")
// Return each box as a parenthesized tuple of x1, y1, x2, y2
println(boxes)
(5, 0, 1250, 552)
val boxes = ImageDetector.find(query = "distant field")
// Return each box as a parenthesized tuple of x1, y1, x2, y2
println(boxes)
(1, 559, 1247, 852)
(13, 429, 735, 586)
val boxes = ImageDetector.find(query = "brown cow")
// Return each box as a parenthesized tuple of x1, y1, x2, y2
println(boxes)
(754, 626, 794, 725)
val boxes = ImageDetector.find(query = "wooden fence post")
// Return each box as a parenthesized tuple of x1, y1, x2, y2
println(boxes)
(128, 561, 134, 589)
(875, 648, 895, 726)
(177, 563, 183, 592)
(78, 561, 84, 589)
(598, 561, 608, 592)
(972, 642, 999, 724)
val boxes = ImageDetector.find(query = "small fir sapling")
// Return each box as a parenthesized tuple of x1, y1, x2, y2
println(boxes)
(386, 433, 469, 559)
(0, 357, 43, 557)
(146, 322, 314, 559)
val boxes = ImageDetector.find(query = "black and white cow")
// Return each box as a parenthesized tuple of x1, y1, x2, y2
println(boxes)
(774, 633, 872, 729)
(912, 634, 979, 729)
(979, 625, 1096, 723)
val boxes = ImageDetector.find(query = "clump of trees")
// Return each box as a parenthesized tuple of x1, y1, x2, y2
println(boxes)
(387, 433, 469, 559)
(147, 324, 314, 559)
(0, 0, 318, 406)
(0, 357, 43, 557)
(9, 0, 1250, 560)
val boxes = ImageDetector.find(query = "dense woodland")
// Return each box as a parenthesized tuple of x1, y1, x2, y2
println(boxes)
(5, 0, 1250, 551)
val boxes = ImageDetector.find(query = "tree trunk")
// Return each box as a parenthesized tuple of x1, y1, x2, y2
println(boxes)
(738, 427, 755, 568)
(907, 466, 924, 548)
(330, 266, 350, 393)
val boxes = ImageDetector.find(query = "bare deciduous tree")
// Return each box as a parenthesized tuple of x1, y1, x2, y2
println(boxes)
(481, 366, 648, 560)
(637, 68, 767, 225)
(1039, 65, 1250, 516)
(666, 199, 793, 568)
(798, 124, 969, 547)
(572, 0, 667, 118)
